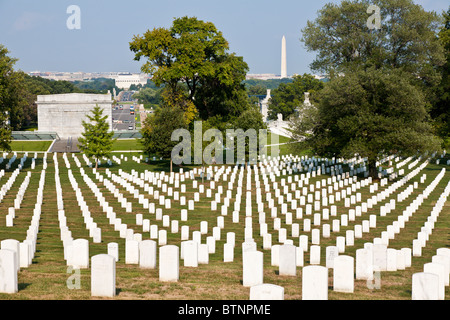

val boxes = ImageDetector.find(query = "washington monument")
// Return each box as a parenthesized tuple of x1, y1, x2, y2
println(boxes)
(281, 35, 287, 78)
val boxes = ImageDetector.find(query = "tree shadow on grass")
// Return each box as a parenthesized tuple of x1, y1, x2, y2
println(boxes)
(18, 283, 31, 291)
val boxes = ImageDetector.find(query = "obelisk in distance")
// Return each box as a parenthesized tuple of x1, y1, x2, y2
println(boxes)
(281, 35, 287, 78)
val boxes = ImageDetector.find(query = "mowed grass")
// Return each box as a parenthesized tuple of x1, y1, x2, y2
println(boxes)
(10, 141, 53, 152)
(0, 152, 448, 300)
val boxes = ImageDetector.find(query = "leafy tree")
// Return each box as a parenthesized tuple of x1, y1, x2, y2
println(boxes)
(231, 106, 267, 165)
(301, 0, 444, 74)
(78, 105, 115, 169)
(132, 87, 163, 109)
(0, 45, 27, 149)
(291, 68, 442, 178)
(247, 84, 267, 95)
(268, 74, 324, 120)
(301, 0, 445, 87)
(243, 78, 293, 90)
(430, 7, 450, 147)
(194, 53, 250, 120)
(73, 78, 120, 94)
(129, 16, 249, 121)
(140, 104, 187, 172)
(293, 0, 445, 177)
(160, 88, 198, 126)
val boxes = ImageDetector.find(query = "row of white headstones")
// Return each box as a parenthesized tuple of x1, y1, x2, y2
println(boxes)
(0, 151, 449, 299)
(56, 152, 450, 298)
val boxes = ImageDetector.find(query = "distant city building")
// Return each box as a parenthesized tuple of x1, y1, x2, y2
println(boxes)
(27, 71, 150, 88)
(246, 74, 280, 80)
(114, 73, 148, 89)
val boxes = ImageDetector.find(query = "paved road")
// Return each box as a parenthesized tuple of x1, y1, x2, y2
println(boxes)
(112, 105, 136, 131)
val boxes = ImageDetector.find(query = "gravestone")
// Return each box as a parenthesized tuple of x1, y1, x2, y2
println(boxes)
(423, 262, 445, 300)
(412, 272, 439, 300)
(243, 251, 264, 287)
(0, 239, 20, 271)
(310, 245, 321, 265)
(158, 230, 167, 246)
(0, 249, 18, 293)
(326, 246, 339, 268)
(139, 240, 157, 269)
(336, 236, 345, 253)
(107, 242, 119, 262)
(312, 229, 320, 245)
(333, 255, 354, 293)
(356, 248, 373, 280)
(279, 244, 296, 276)
(159, 245, 179, 282)
(372, 244, 387, 271)
(401, 248, 412, 268)
(386, 248, 397, 271)
(432, 255, 449, 286)
(125, 240, 139, 264)
(302, 265, 328, 300)
(91, 254, 116, 298)
(250, 284, 284, 300)
(198, 244, 209, 264)
(72, 239, 89, 269)
(296, 247, 304, 267)
(19, 242, 31, 268)
(206, 236, 216, 254)
(223, 243, 234, 262)
(181, 226, 189, 240)
(271, 245, 280, 267)
(183, 241, 198, 267)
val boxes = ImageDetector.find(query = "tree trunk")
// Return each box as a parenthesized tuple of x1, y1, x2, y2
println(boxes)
(368, 157, 378, 180)
(170, 158, 173, 173)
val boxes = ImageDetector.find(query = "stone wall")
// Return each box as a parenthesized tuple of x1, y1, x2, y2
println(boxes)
(37, 93, 113, 138)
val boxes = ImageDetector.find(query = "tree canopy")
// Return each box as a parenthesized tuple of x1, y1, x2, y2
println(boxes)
(301, 0, 445, 86)
(430, 7, 450, 147)
(0, 44, 25, 150)
(140, 104, 187, 172)
(290, 67, 442, 177)
(129, 16, 249, 121)
(268, 74, 324, 121)
(291, 0, 446, 177)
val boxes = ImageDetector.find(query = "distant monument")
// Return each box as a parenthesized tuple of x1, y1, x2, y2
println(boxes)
(281, 36, 287, 78)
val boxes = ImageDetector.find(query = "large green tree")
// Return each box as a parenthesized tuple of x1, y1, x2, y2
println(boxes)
(140, 104, 187, 172)
(291, 68, 442, 178)
(430, 7, 450, 147)
(231, 106, 267, 165)
(268, 74, 324, 121)
(301, 0, 445, 85)
(0, 45, 28, 150)
(78, 105, 115, 169)
(293, 0, 445, 176)
(129, 16, 249, 121)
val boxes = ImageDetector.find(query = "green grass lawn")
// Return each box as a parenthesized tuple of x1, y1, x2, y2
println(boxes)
(10, 140, 53, 152)
(112, 139, 143, 151)
(0, 151, 448, 300)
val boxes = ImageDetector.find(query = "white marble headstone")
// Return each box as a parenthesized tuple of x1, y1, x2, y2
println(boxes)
(91, 254, 116, 297)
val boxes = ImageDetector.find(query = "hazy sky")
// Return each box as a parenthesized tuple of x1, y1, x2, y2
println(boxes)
(0, 0, 448, 75)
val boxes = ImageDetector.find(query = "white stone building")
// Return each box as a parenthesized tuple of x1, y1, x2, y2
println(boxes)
(114, 74, 148, 89)
(36, 93, 113, 138)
